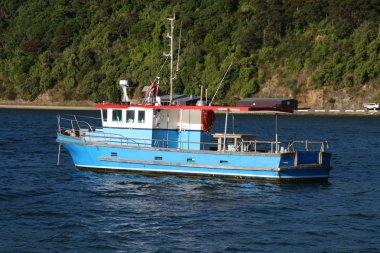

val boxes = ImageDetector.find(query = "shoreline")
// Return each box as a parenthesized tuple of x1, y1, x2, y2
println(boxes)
(1, 104, 379, 115)
(0, 104, 97, 110)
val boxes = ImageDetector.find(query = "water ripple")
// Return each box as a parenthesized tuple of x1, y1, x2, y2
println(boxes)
(0, 110, 380, 252)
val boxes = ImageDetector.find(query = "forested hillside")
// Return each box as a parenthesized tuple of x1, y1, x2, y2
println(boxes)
(1, 0, 380, 106)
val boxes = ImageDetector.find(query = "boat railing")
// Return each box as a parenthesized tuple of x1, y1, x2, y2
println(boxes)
(56, 114, 210, 148)
(60, 127, 329, 153)
(286, 140, 328, 152)
(57, 114, 102, 136)
(239, 140, 328, 153)
(82, 134, 328, 154)
(238, 140, 282, 153)
(82, 132, 217, 149)
(57, 114, 328, 153)
(84, 131, 132, 145)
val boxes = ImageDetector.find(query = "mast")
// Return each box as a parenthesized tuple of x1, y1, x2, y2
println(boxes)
(165, 15, 175, 104)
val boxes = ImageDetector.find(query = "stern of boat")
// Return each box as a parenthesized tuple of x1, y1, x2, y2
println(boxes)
(278, 149, 332, 182)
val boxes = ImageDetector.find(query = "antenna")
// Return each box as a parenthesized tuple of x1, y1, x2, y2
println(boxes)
(176, 21, 182, 72)
(209, 61, 233, 106)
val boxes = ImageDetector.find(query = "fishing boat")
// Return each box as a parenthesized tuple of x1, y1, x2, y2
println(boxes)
(56, 16, 332, 182)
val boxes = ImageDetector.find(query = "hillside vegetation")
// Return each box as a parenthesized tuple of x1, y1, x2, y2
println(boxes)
(0, 0, 380, 106)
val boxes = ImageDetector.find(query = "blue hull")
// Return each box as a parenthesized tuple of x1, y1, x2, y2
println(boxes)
(57, 134, 331, 182)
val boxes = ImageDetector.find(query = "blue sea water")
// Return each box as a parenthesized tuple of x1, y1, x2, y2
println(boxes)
(0, 109, 379, 252)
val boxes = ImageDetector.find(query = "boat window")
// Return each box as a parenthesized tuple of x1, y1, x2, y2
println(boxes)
(126, 110, 135, 123)
(112, 110, 122, 122)
(102, 109, 108, 122)
(138, 111, 145, 123)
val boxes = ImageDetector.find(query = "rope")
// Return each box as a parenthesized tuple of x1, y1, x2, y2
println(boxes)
(210, 60, 233, 106)
(150, 55, 170, 84)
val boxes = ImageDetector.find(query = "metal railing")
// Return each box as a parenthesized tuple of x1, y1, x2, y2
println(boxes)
(57, 114, 102, 135)
(286, 140, 328, 152)
(57, 114, 329, 153)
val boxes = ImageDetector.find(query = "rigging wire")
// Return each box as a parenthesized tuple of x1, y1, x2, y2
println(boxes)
(176, 21, 182, 72)
(209, 60, 233, 106)
(150, 54, 170, 84)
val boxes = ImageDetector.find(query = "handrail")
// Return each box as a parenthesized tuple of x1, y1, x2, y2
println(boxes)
(58, 114, 102, 131)
(57, 114, 329, 153)
(60, 113, 102, 121)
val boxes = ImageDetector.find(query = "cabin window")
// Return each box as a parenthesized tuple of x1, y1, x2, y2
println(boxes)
(126, 110, 135, 123)
(102, 109, 108, 122)
(138, 111, 145, 123)
(112, 110, 122, 122)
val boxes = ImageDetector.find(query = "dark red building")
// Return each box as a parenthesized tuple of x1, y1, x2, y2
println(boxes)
(236, 98, 298, 110)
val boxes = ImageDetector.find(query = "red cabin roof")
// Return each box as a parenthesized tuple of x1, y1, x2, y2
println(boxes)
(96, 104, 250, 111)
(95, 104, 293, 113)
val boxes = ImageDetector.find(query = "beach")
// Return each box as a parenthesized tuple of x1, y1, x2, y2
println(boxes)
(1, 103, 379, 115)
(0, 104, 97, 110)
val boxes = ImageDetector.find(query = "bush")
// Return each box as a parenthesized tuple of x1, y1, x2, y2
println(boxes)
(343, 75, 354, 87)
(354, 63, 369, 84)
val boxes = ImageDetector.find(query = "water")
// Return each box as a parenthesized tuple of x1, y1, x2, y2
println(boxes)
(0, 109, 379, 252)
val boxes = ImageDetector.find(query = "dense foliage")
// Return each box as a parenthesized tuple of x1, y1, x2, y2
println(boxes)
(0, 0, 379, 103)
